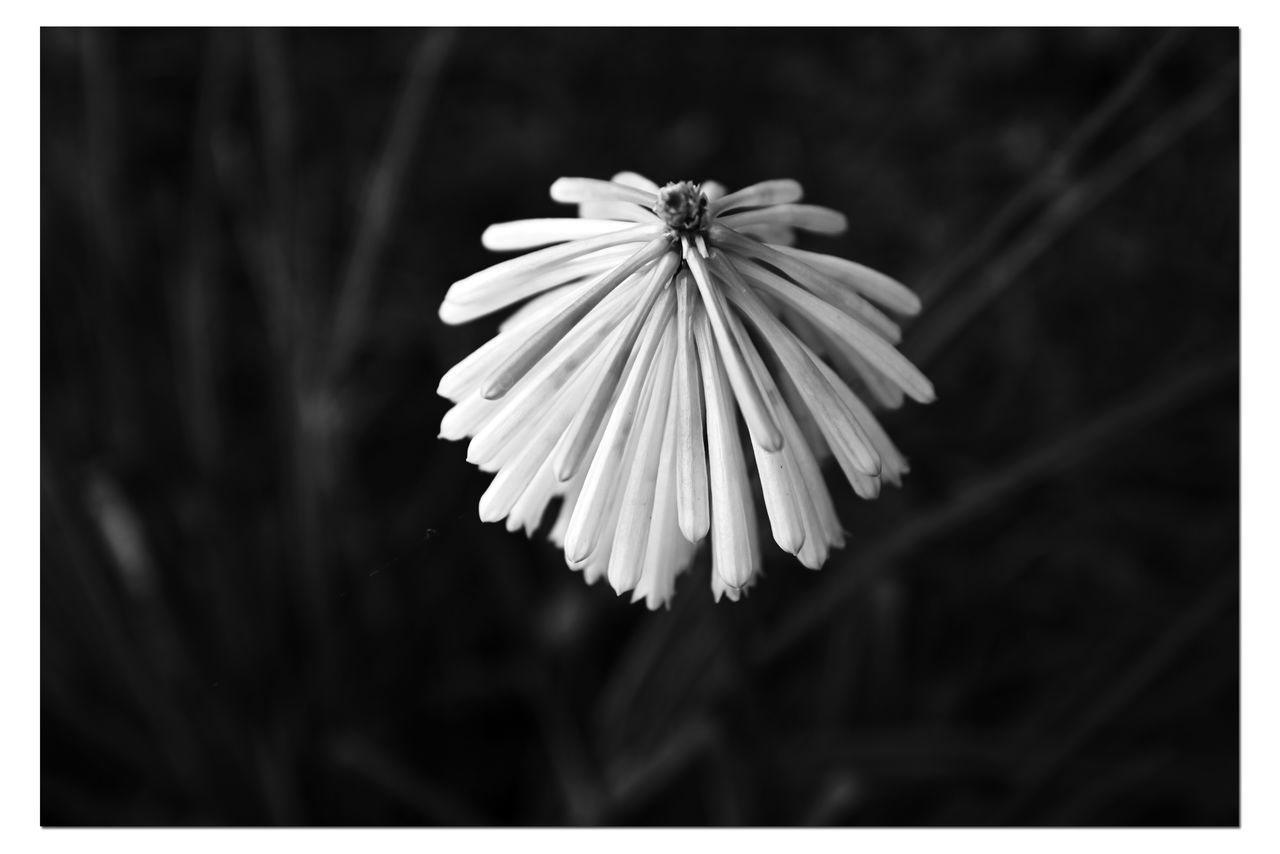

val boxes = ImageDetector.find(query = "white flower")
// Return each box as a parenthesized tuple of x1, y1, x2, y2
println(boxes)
(438, 172, 934, 608)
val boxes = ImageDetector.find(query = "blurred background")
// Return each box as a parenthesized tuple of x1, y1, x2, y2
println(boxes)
(40, 27, 1239, 826)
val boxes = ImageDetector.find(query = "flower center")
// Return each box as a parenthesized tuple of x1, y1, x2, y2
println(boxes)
(654, 181, 709, 234)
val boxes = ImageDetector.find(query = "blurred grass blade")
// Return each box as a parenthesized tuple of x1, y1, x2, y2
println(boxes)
(327, 28, 457, 378)
(329, 734, 488, 824)
(756, 351, 1238, 664)
(908, 57, 1238, 366)
(915, 28, 1187, 305)
(995, 573, 1236, 822)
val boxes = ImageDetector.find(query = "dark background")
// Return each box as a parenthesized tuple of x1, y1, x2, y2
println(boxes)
(40, 27, 1239, 826)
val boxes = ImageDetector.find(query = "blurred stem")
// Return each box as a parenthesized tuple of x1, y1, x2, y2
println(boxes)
(603, 716, 720, 820)
(528, 672, 607, 825)
(78, 27, 123, 274)
(77, 28, 137, 461)
(326, 27, 457, 380)
(249, 27, 336, 713)
(994, 572, 1236, 822)
(906, 56, 1238, 366)
(328, 734, 488, 824)
(173, 29, 238, 475)
(755, 351, 1238, 664)
(41, 451, 203, 799)
(915, 28, 1187, 305)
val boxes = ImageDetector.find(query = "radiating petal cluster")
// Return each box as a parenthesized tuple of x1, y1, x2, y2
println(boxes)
(438, 172, 934, 608)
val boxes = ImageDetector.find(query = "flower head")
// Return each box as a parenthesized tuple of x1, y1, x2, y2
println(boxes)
(438, 172, 934, 608)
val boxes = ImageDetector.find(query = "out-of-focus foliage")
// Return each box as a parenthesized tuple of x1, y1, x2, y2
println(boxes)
(41, 27, 1238, 826)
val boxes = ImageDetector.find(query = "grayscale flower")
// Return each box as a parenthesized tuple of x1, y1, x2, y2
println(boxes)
(438, 172, 934, 608)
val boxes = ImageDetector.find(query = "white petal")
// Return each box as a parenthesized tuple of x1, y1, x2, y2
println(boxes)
(713, 257, 843, 562)
(482, 238, 672, 400)
(606, 315, 678, 595)
(673, 272, 710, 543)
(716, 228, 901, 342)
(438, 288, 582, 402)
(467, 273, 645, 470)
(548, 424, 604, 550)
(498, 282, 583, 332)
(809, 351, 910, 485)
(578, 174, 659, 220)
(736, 224, 797, 247)
(827, 343, 907, 411)
(478, 343, 610, 523)
(685, 251, 783, 452)
(563, 288, 677, 563)
(776, 246, 922, 316)
(719, 204, 847, 236)
(571, 325, 672, 591)
(552, 252, 680, 481)
(632, 400, 698, 609)
(721, 273, 885, 489)
(719, 239, 934, 404)
(440, 224, 660, 321)
(506, 455, 559, 536)
(609, 171, 660, 194)
(701, 180, 727, 202)
(709, 179, 804, 215)
(551, 177, 656, 207)
(439, 392, 495, 441)
(577, 200, 661, 222)
(715, 263, 807, 556)
(481, 218, 637, 251)
(772, 371, 845, 569)
(692, 301, 759, 592)
(774, 345, 831, 462)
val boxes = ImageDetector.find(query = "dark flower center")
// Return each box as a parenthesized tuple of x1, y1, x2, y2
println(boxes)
(654, 181, 708, 234)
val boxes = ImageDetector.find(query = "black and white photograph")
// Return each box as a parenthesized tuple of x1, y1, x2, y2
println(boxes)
(36, 23, 1249, 834)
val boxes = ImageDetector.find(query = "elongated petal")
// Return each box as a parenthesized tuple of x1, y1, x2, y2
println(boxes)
(610, 171, 659, 194)
(563, 289, 677, 563)
(699, 181, 725, 204)
(482, 238, 673, 400)
(482, 218, 636, 251)
(716, 227, 901, 342)
(632, 399, 697, 608)
(771, 364, 846, 568)
(825, 337, 907, 411)
(577, 200, 661, 222)
(498, 282, 582, 332)
(771, 335, 831, 461)
(439, 391, 494, 441)
(736, 223, 797, 246)
(808, 349, 910, 485)
(506, 455, 559, 536)
(579, 172, 662, 221)
(673, 272, 710, 542)
(722, 273, 884, 486)
(776, 246, 922, 316)
(441, 224, 660, 319)
(548, 422, 604, 551)
(551, 177, 656, 207)
(720, 238, 934, 404)
(438, 286, 584, 402)
(685, 251, 783, 452)
(553, 252, 680, 481)
(709, 178, 804, 215)
(712, 259, 808, 555)
(692, 301, 759, 592)
(477, 342, 611, 523)
(607, 316, 677, 594)
(719, 204, 847, 235)
(467, 274, 644, 470)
